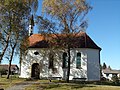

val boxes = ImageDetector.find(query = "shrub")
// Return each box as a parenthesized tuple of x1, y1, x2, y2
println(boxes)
(0, 68, 6, 77)
(111, 75, 119, 85)
(101, 76, 107, 81)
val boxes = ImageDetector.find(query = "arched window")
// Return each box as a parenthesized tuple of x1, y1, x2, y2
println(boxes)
(62, 52, 67, 68)
(76, 52, 81, 69)
(49, 53, 54, 69)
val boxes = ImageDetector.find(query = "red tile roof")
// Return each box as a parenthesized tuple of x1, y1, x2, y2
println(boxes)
(28, 32, 101, 50)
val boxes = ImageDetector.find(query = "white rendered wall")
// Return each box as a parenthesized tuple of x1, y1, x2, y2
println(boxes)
(86, 49, 100, 81)
(19, 49, 44, 78)
(69, 49, 87, 80)
(20, 48, 100, 81)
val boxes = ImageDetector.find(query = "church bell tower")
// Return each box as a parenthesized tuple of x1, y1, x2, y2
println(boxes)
(29, 15, 34, 36)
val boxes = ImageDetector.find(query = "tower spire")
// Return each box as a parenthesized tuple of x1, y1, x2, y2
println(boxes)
(29, 14, 34, 36)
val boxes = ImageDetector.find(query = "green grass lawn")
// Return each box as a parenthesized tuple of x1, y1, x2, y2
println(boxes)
(25, 83, 120, 90)
(25, 80, 120, 90)
(1, 77, 120, 90)
(0, 75, 25, 89)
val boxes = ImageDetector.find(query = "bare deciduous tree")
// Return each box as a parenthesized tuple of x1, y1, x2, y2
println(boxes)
(38, 0, 91, 82)
(0, 0, 31, 79)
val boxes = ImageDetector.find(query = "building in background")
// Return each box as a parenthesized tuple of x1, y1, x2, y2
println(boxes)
(0, 64, 19, 75)
(102, 68, 120, 81)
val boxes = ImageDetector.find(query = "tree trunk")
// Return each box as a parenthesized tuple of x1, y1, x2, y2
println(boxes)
(0, 34, 10, 63)
(7, 43, 16, 79)
(0, 73, 2, 78)
(7, 60, 12, 79)
(66, 47, 71, 83)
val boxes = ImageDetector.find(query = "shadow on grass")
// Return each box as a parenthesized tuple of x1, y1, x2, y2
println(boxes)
(95, 81, 120, 86)
(70, 84, 95, 89)
(39, 83, 96, 90)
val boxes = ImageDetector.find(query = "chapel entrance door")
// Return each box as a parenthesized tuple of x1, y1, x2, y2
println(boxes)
(31, 63, 40, 79)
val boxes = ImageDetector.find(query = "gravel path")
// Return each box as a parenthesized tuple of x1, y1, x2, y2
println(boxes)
(5, 81, 39, 90)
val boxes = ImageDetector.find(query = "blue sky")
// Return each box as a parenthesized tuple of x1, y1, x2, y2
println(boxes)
(87, 0, 120, 69)
(3, 0, 120, 69)
(36, 0, 120, 69)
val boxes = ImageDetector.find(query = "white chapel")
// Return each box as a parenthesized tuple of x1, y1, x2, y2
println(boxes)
(19, 30, 101, 81)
